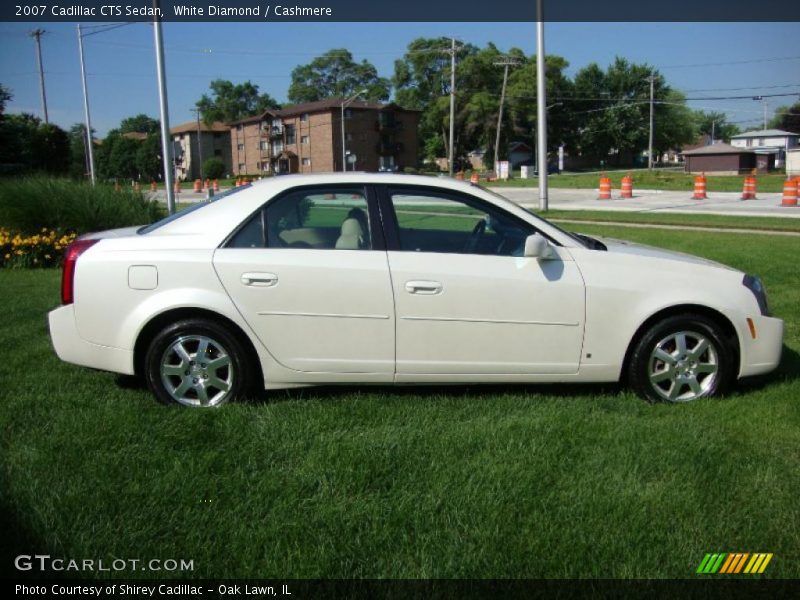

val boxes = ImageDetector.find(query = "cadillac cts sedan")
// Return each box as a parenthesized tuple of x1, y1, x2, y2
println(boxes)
(48, 173, 783, 407)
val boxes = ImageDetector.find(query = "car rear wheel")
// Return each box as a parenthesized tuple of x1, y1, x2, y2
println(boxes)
(144, 318, 252, 407)
(628, 314, 736, 403)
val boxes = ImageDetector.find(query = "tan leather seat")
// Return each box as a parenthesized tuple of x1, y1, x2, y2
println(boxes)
(335, 218, 364, 250)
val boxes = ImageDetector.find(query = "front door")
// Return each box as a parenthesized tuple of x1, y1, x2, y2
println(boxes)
(381, 186, 586, 376)
(213, 185, 395, 377)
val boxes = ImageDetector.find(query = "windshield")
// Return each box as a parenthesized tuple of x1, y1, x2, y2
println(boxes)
(473, 184, 590, 248)
(138, 184, 251, 235)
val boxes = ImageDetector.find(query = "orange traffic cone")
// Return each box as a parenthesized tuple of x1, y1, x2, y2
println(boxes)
(598, 176, 612, 200)
(455, 172, 464, 181)
(203, 178, 210, 190)
(149, 181, 157, 192)
(193, 179, 202, 193)
(781, 178, 798, 207)
(213, 179, 220, 192)
(470, 172, 479, 183)
(620, 175, 633, 198)
(692, 174, 707, 199)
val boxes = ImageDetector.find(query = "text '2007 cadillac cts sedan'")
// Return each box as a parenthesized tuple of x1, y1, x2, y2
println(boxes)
(49, 173, 783, 407)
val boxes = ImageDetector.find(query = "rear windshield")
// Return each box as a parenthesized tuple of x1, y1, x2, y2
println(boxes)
(138, 184, 250, 235)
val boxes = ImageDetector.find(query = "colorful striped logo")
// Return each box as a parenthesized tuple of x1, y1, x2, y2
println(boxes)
(696, 553, 773, 574)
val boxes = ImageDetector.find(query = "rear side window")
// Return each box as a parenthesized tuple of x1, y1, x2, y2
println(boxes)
(227, 188, 372, 250)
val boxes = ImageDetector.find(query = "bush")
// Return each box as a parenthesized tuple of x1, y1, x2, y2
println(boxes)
(0, 176, 164, 235)
(1, 227, 77, 268)
(203, 158, 226, 180)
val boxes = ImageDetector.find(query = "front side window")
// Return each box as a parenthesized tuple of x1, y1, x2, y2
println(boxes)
(227, 188, 372, 250)
(388, 189, 534, 256)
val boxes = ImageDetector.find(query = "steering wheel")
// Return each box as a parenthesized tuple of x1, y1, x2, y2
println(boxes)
(463, 219, 486, 253)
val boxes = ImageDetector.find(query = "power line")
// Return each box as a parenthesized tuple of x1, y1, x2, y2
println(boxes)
(659, 55, 800, 69)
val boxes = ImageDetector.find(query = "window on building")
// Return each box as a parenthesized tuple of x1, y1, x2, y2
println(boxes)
(302, 158, 311, 166)
(757, 138, 765, 146)
(260, 141, 269, 150)
(300, 113, 309, 122)
(214, 133, 221, 139)
(226, 188, 372, 251)
(238, 163, 246, 172)
(272, 140, 284, 155)
(345, 109, 353, 119)
(237, 143, 244, 151)
(301, 135, 309, 144)
(214, 149, 222, 157)
(285, 124, 296, 145)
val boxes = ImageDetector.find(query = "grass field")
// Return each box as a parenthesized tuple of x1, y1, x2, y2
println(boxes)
(1, 224, 799, 579)
(484, 170, 789, 193)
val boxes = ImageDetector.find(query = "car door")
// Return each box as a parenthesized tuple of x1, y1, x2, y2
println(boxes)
(380, 185, 586, 376)
(213, 184, 395, 377)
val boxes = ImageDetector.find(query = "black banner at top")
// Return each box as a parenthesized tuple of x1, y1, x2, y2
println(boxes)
(2, 0, 800, 22)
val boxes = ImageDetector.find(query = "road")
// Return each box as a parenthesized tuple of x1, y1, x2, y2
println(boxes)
(148, 185, 800, 219)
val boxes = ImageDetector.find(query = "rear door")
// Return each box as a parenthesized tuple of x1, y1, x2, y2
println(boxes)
(213, 184, 395, 377)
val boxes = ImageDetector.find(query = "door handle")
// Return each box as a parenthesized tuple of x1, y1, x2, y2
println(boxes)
(241, 272, 278, 287)
(405, 280, 443, 295)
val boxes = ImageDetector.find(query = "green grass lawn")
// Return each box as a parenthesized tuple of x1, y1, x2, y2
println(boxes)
(485, 171, 789, 193)
(1, 225, 799, 579)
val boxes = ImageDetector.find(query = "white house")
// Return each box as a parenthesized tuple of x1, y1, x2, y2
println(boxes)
(730, 129, 799, 169)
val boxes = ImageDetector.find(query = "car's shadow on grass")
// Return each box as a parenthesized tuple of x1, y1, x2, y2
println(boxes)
(736, 343, 800, 394)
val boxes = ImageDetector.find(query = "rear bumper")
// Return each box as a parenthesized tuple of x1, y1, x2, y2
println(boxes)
(48, 304, 134, 375)
(739, 315, 784, 378)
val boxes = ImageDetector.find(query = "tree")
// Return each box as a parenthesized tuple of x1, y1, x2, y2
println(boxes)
(288, 49, 390, 104)
(196, 80, 280, 124)
(0, 113, 69, 175)
(768, 102, 800, 134)
(119, 114, 159, 135)
(693, 110, 739, 143)
(202, 157, 225, 180)
(0, 83, 11, 116)
(135, 134, 163, 181)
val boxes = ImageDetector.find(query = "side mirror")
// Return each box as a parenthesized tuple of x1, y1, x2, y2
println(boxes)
(523, 234, 555, 259)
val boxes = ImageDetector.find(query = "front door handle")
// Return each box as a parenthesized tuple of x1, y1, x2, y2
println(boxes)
(405, 280, 443, 295)
(241, 272, 278, 287)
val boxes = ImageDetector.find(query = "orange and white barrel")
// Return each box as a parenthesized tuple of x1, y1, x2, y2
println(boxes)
(620, 175, 633, 198)
(598, 176, 612, 200)
(781, 178, 798, 207)
(692, 175, 707, 199)
(470, 172, 479, 184)
(213, 179, 220, 192)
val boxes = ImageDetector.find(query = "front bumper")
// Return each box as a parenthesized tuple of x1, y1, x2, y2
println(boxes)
(739, 314, 784, 378)
(48, 304, 134, 375)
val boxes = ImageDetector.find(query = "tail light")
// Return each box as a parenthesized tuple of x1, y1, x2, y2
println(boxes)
(61, 239, 99, 305)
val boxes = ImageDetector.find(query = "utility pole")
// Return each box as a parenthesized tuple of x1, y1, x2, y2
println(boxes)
(711, 120, 715, 145)
(29, 29, 48, 123)
(153, 0, 175, 214)
(647, 74, 655, 170)
(191, 108, 203, 180)
(77, 25, 96, 184)
(448, 37, 457, 176)
(493, 57, 520, 178)
(536, 0, 548, 210)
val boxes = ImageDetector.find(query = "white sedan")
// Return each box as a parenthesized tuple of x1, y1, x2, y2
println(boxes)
(48, 173, 783, 407)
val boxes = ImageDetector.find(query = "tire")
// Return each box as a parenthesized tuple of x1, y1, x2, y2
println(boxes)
(144, 318, 255, 407)
(627, 313, 736, 403)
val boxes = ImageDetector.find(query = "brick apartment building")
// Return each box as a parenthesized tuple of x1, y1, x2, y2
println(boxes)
(170, 120, 232, 181)
(229, 99, 420, 175)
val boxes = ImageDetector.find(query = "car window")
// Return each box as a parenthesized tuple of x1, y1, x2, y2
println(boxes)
(388, 189, 534, 256)
(139, 184, 251, 235)
(227, 188, 372, 250)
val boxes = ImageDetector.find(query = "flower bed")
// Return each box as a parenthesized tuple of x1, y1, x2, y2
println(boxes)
(0, 227, 77, 268)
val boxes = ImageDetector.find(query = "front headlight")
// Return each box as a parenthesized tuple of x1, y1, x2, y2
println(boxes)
(743, 274, 769, 316)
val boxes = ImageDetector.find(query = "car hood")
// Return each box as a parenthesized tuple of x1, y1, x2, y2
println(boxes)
(592, 236, 736, 271)
(78, 226, 142, 240)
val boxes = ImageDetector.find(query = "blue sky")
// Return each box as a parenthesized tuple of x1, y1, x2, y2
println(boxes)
(1, 21, 798, 136)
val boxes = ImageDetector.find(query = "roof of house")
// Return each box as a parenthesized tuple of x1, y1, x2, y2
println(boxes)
(730, 128, 799, 139)
(509, 141, 532, 152)
(169, 120, 229, 135)
(228, 99, 421, 125)
(121, 131, 148, 141)
(681, 142, 755, 156)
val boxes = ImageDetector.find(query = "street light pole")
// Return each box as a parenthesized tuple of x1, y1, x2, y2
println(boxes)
(536, 0, 548, 211)
(153, 1, 175, 214)
(647, 74, 655, 170)
(192, 108, 203, 180)
(340, 89, 367, 173)
(77, 25, 96, 184)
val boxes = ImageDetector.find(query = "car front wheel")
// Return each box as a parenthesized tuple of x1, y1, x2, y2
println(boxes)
(144, 318, 252, 407)
(628, 314, 736, 403)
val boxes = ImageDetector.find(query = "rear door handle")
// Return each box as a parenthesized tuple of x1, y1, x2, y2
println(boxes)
(241, 272, 278, 287)
(405, 280, 443, 295)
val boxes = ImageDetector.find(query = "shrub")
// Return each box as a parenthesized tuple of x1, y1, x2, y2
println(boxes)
(203, 158, 226, 180)
(0, 176, 164, 235)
